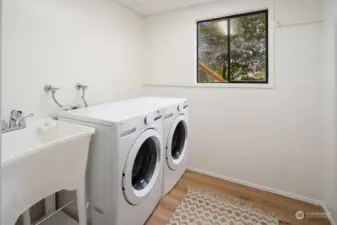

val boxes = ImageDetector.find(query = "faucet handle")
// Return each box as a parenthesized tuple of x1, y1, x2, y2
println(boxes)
(16, 113, 34, 127)
(44, 85, 60, 93)
(75, 83, 88, 90)
(2, 120, 8, 131)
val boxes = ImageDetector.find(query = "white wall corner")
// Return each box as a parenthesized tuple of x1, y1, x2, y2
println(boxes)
(322, 0, 337, 224)
(321, 202, 337, 225)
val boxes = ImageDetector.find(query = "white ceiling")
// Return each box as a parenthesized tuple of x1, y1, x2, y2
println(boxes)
(114, 0, 223, 16)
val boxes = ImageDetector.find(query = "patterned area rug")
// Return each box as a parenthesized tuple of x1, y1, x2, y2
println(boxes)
(166, 186, 279, 225)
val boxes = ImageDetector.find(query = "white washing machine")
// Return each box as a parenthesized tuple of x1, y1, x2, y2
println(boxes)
(58, 99, 164, 225)
(135, 97, 189, 196)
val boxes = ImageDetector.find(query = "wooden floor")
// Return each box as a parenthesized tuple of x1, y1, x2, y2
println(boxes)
(146, 170, 330, 225)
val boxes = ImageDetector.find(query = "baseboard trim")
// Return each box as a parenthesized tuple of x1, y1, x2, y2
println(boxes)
(188, 167, 320, 205)
(188, 167, 336, 225)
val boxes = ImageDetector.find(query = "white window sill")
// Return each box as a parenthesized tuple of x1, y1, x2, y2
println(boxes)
(143, 82, 274, 89)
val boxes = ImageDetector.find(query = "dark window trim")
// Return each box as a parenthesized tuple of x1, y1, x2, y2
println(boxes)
(197, 10, 269, 84)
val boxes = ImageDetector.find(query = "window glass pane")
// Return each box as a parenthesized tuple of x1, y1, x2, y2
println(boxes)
(197, 19, 228, 83)
(230, 12, 267, 82)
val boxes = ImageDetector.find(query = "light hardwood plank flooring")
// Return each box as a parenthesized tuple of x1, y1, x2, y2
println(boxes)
(146, 170, 330, 225)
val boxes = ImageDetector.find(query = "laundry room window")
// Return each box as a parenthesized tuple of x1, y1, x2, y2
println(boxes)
(197, 10, 268, 84)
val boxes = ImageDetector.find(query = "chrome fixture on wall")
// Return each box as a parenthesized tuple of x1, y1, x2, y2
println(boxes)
(75, 83, 88, 107)
(44, 85, 78, 111)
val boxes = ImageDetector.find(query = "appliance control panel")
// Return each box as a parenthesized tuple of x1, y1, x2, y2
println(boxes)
(178, 101, 188, 111)
(144, 110, 162, 125)
(144, 113, 155, 125)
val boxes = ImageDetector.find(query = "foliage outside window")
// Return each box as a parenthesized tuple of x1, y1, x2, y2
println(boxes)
(197, 10, 268, 83)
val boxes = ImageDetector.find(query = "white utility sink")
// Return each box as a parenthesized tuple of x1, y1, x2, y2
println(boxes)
(1, 118, 95, 225)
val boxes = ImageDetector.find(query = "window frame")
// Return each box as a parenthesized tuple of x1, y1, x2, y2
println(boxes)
(196, 10, 269, 84)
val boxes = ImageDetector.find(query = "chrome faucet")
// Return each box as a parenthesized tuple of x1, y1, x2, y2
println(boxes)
(2, 111, 34, 133)
(16, 113, 34, 127)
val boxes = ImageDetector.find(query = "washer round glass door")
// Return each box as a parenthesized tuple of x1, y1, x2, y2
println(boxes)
(122, 129, 162, 205)
(166, 115, 188, 170)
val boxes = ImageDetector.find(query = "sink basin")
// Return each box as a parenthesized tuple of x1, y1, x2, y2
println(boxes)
(1, 118, 95, 225)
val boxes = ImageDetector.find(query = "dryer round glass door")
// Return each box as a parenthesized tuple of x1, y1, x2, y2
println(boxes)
(122, 129, 162, 205)
(166, 115, 188, 171)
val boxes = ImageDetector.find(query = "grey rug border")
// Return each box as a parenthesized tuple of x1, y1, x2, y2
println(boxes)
(165, 186, 282, 225)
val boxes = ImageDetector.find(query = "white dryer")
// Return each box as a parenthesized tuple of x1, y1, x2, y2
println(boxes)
(58, 99, 164, 225)
(136, 97, 189, 196)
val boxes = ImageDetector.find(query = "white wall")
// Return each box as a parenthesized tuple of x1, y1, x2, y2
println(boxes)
(2, 0, 144, 223)
(143, 0, 325, 200)
(2, 0, 334, 216)
(1, 0, 143, 119)
(322, 0, 337, 221)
